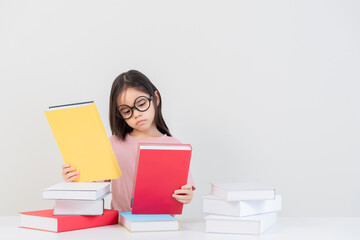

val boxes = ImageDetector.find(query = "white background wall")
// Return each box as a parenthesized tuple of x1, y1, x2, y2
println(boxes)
(1, 0, 359, 217)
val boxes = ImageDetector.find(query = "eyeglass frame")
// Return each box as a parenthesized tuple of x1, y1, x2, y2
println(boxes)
(116, 95, 153, 119)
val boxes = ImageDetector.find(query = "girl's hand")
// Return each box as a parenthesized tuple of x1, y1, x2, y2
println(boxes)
(61, 163, 79, 182)
(172, 184, 194, 204)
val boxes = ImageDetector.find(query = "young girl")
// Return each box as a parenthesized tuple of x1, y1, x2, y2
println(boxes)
(61, 70, 195, 212)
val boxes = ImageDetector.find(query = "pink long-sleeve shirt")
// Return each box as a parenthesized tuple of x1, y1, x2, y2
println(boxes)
(109, 133, 195, 212)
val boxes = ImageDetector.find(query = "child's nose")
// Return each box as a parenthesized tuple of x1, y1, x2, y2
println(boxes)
(133, 108, 142, 118)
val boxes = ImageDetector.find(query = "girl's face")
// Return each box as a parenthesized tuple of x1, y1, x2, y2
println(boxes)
(116, 87, 159, 135)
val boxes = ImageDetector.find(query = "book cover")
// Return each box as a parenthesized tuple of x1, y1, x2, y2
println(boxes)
(205, 212, 277, 235)
(131, 143, 192, 214)
(119, 212, 180, 232)
(19, 209, 118, 233)
(203, 194, 282, 217)
(211, 182, 275, 201)
(44, 101, 121, 182)
(42, 182, 110, 200)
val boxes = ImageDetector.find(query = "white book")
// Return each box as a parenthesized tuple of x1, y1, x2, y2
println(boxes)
(211, 182, 275, 201)
(53, 192, 110, 215)
(205, 212, 277, 235)
(42, 182, 111, 200)
(203, 194, 281, 217)
(119, 212, 180, 232)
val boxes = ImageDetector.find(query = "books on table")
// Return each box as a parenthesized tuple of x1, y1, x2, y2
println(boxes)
(119, 212, 180, 232)
(42, 182, 111, 200)
(204, 182, 281, 235)
(205, 212, 277, 235)
(44, 101, 121, 182)
(42, 182, 111, 216)
(131, 143, 192, 214)
(19, 209, 118, 233)
(203, 194, 282, 217)
(211, 182, 275, 201)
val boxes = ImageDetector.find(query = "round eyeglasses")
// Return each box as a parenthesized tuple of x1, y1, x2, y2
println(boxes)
(117, 95, 153, 119)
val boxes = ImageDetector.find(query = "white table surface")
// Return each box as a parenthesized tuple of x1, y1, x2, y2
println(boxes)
(1, 216, 360, 240)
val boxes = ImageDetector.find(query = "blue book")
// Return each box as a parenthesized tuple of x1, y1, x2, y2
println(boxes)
(119, 212, 180, 232)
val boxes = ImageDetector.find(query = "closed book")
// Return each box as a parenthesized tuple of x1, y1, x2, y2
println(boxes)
(131, 143, 192, 214)
(203, 194, 282, 217)
(119, 212, 180, 232)
(205, 212, 277, 235)
(19, 209, 118, 233)
(53, 192, 110, 215)
(42, 182, 110, 200)
(45, 101, 121, 182)
(211, 182, 275, 201)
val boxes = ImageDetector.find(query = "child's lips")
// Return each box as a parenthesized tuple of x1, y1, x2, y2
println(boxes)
(136, 120, 146, 125)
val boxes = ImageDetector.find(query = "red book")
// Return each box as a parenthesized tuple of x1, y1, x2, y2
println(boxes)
(131, 143, 192, 214)
(19, 209, 118, 233)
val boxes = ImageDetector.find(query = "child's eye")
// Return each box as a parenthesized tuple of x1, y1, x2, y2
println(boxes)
(136, 100, 146, 108)
(119, 107, 131, 116)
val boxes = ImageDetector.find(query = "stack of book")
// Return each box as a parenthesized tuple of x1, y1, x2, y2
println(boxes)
(115, 142, 193, 233)
(203, 182, 282, 235)
(19, 182, 118, 233)
(19, 102, 121, 233)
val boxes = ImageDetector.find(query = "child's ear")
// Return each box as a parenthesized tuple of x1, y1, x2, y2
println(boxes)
(154, 91, 160, 106)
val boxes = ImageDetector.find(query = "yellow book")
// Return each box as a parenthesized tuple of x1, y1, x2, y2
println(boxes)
(45, 101, 121, 182)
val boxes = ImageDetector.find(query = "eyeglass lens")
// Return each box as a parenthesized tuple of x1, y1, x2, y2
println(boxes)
(118, 96, 151, 119)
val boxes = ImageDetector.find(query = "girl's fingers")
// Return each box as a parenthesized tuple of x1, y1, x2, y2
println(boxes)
(61, 164, 78, 182)
(174, 189, 193, 195)
(62, 166, 76, 175)
(67, 174, 79, 182)
(173, 186, 193, 204)
(172, 193, 191, 200)
(173, 195, 191, 204)
(181, 184, 192, 190)
(66, 170, 79, 178)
